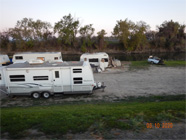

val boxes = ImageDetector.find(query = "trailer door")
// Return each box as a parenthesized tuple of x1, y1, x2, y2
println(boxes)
(52, 70, 63, 92)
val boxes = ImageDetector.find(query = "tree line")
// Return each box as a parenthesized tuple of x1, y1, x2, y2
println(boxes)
(0, 14, 185, 53)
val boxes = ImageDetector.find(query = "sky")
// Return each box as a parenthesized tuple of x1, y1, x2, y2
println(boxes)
(0, 0, 186, 36)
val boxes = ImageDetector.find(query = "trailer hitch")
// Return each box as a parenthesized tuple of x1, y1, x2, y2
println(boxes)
(94, 82, 106, 92)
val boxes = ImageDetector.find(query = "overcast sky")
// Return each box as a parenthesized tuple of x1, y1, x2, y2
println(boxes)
(0, 0, 185, 36)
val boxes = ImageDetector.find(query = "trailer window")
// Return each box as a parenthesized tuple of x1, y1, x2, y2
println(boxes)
(54, 57, 58, 60)
(89, 59, 98, 62)
(73, 69, 82, 73)
(104, 58, 108, 62)
(33, 76, 48, 81)
(10, 75, 25, 82)
(15, 56, 23, 60)
(0, 74, 1, 80)
(55, 71, 59, 78)
(73, 77, 83, 84)
(37, 57, 45, 61)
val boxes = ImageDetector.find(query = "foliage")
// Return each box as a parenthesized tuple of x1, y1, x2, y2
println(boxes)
(112, 19, 134, 49)
(0, 30, 10, 49)
(54, 14, 79, 46)
(112, 19, 149, 51)
(79, 24, 95, 51)
(10, 18, 52, 41)
(6, 18, 52, 50)
(129, 21, 149, 51)
(146, 20, 186, 51)
(81, 40, 87, 52)
(1, 100, 185, 138)
(0, 16, 185, 52)
(97, 29, 107, 50)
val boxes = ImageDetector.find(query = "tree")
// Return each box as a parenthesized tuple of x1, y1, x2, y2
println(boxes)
(146, 31, 158, 48)
(32, 19, 52, 41)
(0, 30, 10, 51)
(14, 18, 33, 41)
(97, 29, 107, 50)
(9, 18, 52, 50)
(54, 14, 79, 47)
(129, 21, 149, 51)
(112, 19, 149, 51)
(79, 24, 95, 52)
(157, 20, 185, 49)
(112, 19, 135, 50)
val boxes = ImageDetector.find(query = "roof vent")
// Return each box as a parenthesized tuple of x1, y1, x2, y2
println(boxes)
(29, 59, 44, 64)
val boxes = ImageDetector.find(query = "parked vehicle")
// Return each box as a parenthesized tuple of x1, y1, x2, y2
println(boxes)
(80, 52, 109, 71)
(0, 60, 105, 99)
(0, 54, 11, 66)
(12, 52, 63, 63)
(148, 56, 164, 64)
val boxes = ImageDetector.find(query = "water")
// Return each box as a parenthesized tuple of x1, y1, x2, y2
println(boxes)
(62, 52, 185, 61)
(8, 52, 185, 62)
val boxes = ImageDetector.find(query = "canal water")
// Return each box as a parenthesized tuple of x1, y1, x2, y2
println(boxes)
(62, 52, 185, 61)
(8, 52, 185, 62)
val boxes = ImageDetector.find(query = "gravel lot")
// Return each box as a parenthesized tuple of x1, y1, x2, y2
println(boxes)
(94, 66, 186, 99)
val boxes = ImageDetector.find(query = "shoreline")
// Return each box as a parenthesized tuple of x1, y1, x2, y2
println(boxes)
(1, 48, 185, 55)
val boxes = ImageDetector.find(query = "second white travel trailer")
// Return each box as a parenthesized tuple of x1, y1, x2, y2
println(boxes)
(12, 52, 63, 63)
(80, 52, 109, 71)
(0, 61, 105, 99)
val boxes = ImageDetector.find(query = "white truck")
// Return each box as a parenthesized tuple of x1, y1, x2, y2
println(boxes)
(148, 56, 164, 64)
(0, 61, 105, 99)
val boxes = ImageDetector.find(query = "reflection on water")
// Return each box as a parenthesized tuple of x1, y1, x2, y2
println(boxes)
(62, 52, 185, 61)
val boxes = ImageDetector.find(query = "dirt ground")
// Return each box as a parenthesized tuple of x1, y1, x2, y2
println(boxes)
(0, 65, 186, 106)
(62, 122, 186, 140)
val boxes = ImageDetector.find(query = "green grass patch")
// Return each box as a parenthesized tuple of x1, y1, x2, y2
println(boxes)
(129, 61, 150, 70)
(164, 60, 185, 67)
(1, 100, 185, 138)
(129, 60, 185, 70)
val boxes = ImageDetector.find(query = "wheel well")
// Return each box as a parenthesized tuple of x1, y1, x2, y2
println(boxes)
(42, 91, 54, 95)
(31, 91, 41, 95)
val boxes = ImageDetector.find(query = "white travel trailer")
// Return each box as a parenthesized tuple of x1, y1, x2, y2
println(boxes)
(0, 61, 105, 99)
(80, 52, 109, 71)
(0, 66, 7, 96)
(12, 52, 63, 63)
(0, 66, 5, 86)
(0, 54, 11, 66)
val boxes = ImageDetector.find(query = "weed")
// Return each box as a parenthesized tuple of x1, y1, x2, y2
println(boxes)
(164, 60, 185, 67)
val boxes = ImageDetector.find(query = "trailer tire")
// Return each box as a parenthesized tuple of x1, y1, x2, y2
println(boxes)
(42, 92, 50, 99)
(32, 92, 40, 99)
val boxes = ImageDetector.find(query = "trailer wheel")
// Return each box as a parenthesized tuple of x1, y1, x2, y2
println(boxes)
(42, 92, 50, 99)
(32, 92, 40, 99)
